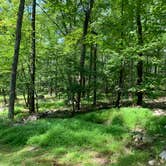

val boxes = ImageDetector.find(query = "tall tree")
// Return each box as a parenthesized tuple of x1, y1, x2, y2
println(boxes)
(115, 0, 124, 108)
(29, 0, 36, 113)
(136, 0, 143, 105)
(77, 0, 94, 110)
(8, 0, 25, 120)
(93, 43, 97, 106)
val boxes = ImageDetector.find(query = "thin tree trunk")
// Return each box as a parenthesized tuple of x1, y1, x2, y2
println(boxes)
(2, 89, 7, 105)
(93, 44, 97, 106)
(87, 45, 93, 102)
(115, 0, 124, 108)
(136, 0, 143, 105)
(8, 0, 25, 120)
(23, 90, 28, 107)
(115, 65, 123, 108)
(129, 59, 134, 100)
(29, 0, 36, 113)
(77, 0, 94, 110)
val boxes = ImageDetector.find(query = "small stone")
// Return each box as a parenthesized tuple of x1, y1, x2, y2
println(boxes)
(24, 115, 38, 122)
(133, 133, 143, 142)
(142, 135, 153, 144)
(148, 159, 156, 166)
(27, 146, 38, 151)
(159, 150, 166, 160)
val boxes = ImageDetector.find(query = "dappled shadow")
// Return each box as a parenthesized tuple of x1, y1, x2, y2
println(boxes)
(143, 97, 166, 110)
(37, 97, 166, 119)
(143, 101, 166, 110)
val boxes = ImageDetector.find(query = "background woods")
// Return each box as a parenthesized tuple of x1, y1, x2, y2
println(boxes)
(0, 0, 165, 115)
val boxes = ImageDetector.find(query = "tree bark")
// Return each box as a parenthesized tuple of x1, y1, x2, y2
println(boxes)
(115, 65, 123, 108)
(93, 44, 97, 106)
(115, 0, 124, 108)
(87, 45, 93, 102)
(77, 0, 94, 110)
(8, 0, 25, 120)
(2, 89, 7, 105)
(29, 0, 36, 113)
(136, 0, 143, 105)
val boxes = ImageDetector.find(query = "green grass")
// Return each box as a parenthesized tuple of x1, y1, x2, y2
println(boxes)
(0, 107, 165, 165)
(0, 97, 66, 121)
(39, 99, 65, 112)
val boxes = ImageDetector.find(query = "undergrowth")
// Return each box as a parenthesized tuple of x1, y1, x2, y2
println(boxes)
(0, 107, 165, 166)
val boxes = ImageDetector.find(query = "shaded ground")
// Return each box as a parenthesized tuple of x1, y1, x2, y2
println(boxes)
(33, 97, 166, 120)
(144, 97, 166, 110)
(1, 96, 166, 120)
(144, 97, 166, 116)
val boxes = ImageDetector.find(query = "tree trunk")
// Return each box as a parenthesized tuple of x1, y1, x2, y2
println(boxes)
(2, 89, 7, 105)
(23, 90, 28, 107)
(136, 0, 143, 105)
(8, 0, 25, 120)
(87, 45, 93, 102)
(93, 44, 97, 106)
(29, 0, 36, 113)
(77, 0, 94, 110)
(115, 0, 124, 108)
(115, 65, 123, 108)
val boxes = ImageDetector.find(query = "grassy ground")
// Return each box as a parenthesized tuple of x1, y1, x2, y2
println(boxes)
(0, 96, 66, 120)
(0, 106, 166, 166)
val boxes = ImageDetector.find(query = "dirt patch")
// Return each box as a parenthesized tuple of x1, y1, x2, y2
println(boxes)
(144, 97, 166, 110)
(91, 152, 110, 166)
(153, 108, 166, 116)
(92, 157, 108, 166)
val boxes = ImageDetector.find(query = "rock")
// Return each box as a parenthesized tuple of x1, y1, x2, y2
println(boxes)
(142, 135, 153, 144)
(148, 159, 156, 166)
(27, 146, 38, 151)
(133, 133, 142, 142)
(24, 115, 38, 122)
(159, 150, 166, 160)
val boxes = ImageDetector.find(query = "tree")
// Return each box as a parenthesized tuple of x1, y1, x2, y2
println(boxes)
(136, 0, 143, 105)
(8, 0, 25, 120)
(77, 0, 94, 110)
(93, 43, 97, 106)
(29, 0, 36, 113)
(115, 0, 124, 108)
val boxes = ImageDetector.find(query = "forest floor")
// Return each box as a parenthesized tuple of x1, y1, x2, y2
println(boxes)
(0, 97, 166, 166)
(145, 97, 166, 116)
